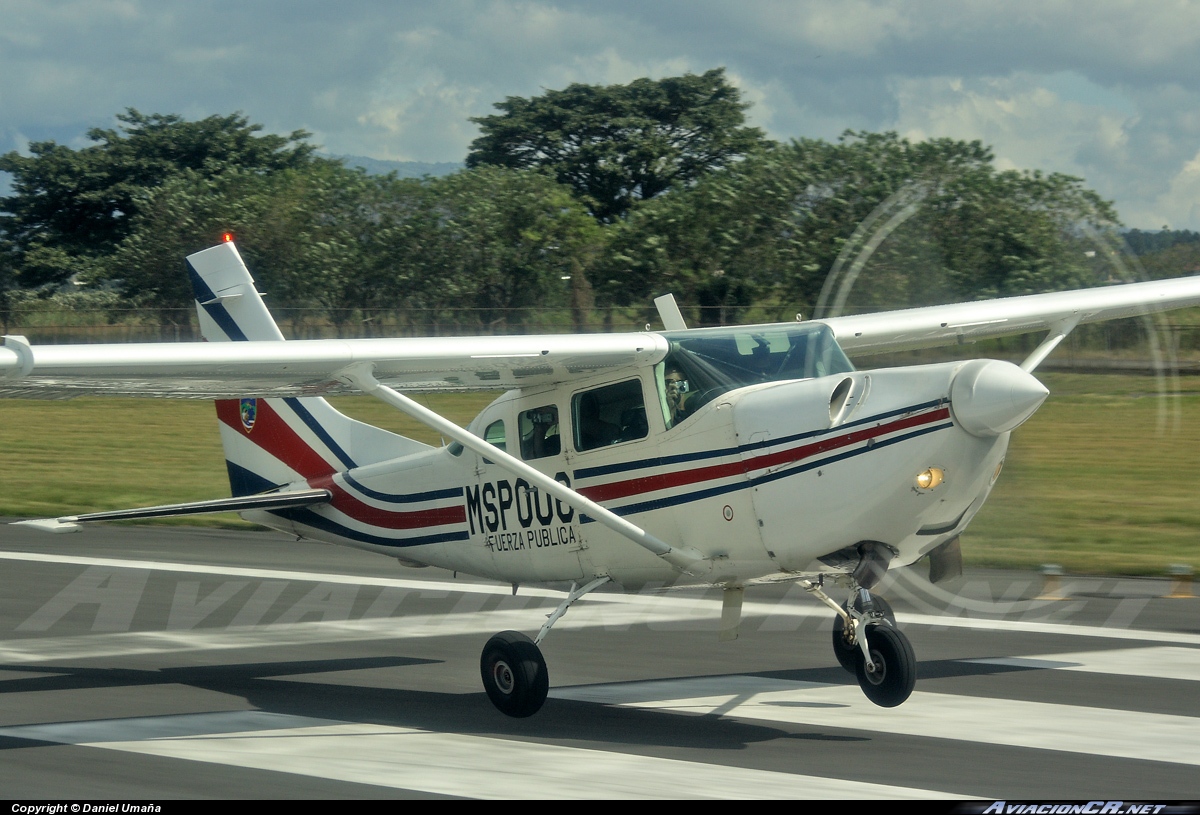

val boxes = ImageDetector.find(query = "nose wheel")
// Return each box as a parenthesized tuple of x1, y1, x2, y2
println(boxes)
(854, 624, 916, 707)
(480, 631, 549, 718)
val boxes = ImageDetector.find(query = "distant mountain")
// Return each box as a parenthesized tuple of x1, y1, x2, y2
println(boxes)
(327, 154, 463, 178)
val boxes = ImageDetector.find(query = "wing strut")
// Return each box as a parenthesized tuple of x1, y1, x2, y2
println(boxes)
(339, 364, 709, 576)
(1020, 314, 1082, 373)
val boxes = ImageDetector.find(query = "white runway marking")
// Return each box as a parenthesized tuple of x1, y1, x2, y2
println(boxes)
(550, 672, 1200, 767)
(4, 549, 1199, 646)
(969, 646, 1200, 681)
(0, 712, 968, 800)
(0, 550, 543, 595)
(0, 605, 716, 664)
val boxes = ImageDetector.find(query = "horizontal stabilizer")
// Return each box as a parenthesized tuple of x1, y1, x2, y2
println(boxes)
(13, 488, 332, 533)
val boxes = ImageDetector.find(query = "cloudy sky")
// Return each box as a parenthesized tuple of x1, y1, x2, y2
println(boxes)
(3, 0, 1200, 229)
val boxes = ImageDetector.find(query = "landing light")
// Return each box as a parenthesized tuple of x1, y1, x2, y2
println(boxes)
(916, 467, 945, 490)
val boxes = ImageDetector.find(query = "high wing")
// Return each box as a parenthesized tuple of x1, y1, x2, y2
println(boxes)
(0, 332, 669, 399)
(818, 275, 1200, 356)
(2, 233, 1199, 398)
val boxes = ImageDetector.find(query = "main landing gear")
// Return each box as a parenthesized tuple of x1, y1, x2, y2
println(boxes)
(479, 577, 610, 718)
(480, 631, 548, 717)
(806, 582, 916, 707)
(480, 574, 916, 716)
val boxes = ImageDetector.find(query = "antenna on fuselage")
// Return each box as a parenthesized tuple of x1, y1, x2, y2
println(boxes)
(654, 293, 688, 331)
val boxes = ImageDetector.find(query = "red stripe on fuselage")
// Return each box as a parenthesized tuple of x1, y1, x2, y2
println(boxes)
(579, 406, 951, 503)
(215, 401, 463, 533)
(215, 399, 337, 479)
(307, 475, 466, 530)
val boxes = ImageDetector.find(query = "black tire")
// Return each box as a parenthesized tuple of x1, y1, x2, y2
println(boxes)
(854, 624, 916, 708)
(480, 631, 549, 718)
(831, 594, 896, 673)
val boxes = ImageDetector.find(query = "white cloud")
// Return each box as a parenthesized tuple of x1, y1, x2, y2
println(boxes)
(1147, 149, 1200, 231)
(891, 74, 1133, 174)
(886, 71, 1200, 228)
(2, 1, 1200, 225)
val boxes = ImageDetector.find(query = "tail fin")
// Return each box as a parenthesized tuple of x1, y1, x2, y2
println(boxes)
(186, 242, 429, 496)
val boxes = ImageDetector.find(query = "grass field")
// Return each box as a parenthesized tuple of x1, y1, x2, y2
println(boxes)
(965, 373, 1200, 575)
(2, 376, 1198, 576)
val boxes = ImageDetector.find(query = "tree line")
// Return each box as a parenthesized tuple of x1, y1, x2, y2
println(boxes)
(0, 69, 1159, 338)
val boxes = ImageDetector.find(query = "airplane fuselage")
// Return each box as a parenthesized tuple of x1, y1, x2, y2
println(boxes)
(245, 357, 1020, 590)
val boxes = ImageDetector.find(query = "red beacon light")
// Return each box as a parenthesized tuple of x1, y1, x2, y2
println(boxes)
(222, 232, 234, 243)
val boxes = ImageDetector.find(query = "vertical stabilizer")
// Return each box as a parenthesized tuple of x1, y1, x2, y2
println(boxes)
(187, 242, 286, 342)
(186, 242, 429, 496)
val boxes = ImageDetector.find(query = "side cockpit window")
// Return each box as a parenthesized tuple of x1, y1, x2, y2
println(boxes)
(658, 323, 854, 429)
(519, 405, 560, 460)
(573, 379, 647, 452)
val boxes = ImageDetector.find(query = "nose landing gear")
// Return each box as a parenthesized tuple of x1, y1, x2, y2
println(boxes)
(832, 592, 896, 672)
(805, 582, 916, 707)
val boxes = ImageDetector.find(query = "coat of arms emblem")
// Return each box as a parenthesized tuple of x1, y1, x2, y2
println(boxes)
(239, 398, 257, 432)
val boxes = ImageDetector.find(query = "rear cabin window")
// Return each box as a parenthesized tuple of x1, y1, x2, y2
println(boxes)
(573, 379, 648, 452)
(484, 420, 506, 452)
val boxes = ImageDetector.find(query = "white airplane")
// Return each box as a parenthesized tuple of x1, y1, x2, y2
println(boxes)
(4, 238, 1199, 717)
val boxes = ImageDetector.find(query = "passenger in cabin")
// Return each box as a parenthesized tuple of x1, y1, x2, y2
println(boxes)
(576, 391, 621, 450)
(521, 405, 560, 460)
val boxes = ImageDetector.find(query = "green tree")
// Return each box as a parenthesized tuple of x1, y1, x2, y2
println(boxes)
(0, 109, 316, 288)
(603, 133, 1120, 325)
(92, 161, 371, 335)
(466, 69, 768, 222)
(926, 167, 1118, 300)
(425, 167, 607, 330)
(101, 162, 607, 336)
(1136, 240, 1200, 280)
(599, 146, 811, 325)
(0, 242, 15, 333)
(1123, 228, 1200, 256)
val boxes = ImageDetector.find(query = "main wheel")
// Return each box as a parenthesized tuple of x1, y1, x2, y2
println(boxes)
(480, 631, 549, 718)
(831, 594, 896, 673)
(854, 624, 916, 707)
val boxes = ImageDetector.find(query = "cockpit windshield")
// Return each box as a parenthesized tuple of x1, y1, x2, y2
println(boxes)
(657, 323, 853, 429)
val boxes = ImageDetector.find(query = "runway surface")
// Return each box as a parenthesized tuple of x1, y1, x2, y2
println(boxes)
(0, 521, 1197, 799)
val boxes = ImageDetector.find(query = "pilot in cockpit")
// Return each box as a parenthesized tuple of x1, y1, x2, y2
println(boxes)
(664, 365, 692, 426)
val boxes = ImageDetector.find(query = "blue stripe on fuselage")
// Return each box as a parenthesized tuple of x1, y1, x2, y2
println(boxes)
(579, 421, 954, 522)
(270, 506, 469, 547)
(572, 398, 946, 481)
